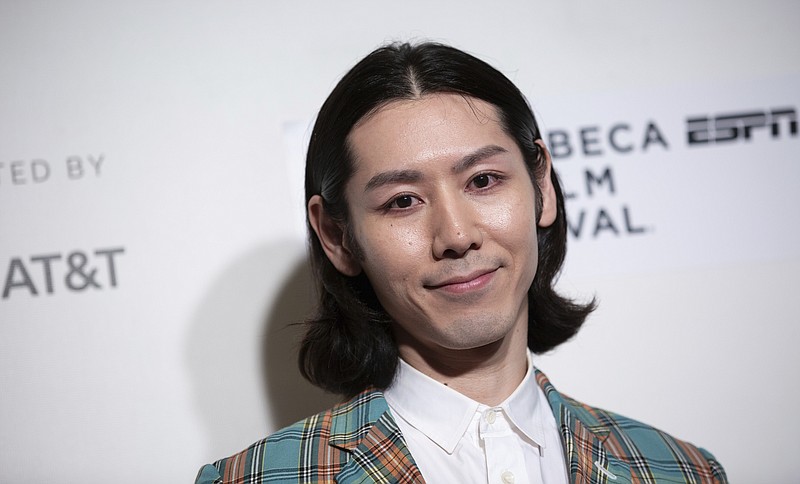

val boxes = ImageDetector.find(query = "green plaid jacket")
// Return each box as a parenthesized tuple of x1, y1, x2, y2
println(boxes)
(196, 370, 727, 483)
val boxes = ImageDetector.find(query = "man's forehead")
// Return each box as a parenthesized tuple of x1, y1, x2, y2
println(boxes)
(346, 94, 511, 175)
(353, 93, 499, 130)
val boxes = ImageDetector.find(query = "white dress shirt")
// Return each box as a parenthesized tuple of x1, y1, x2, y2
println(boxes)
(384, 352, 568, 484)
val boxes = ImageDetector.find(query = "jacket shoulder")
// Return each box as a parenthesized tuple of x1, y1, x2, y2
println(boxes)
(195, 390, 387, 484)
(195, 407, 342, 483)
(565, 395, 728, 483)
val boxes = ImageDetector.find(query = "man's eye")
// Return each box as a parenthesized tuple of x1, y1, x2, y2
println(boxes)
(389, 195, 417, 209)
(470, 173, 499, 189)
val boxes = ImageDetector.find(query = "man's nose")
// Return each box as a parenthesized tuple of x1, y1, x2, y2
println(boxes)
(431, 195, 483, 259)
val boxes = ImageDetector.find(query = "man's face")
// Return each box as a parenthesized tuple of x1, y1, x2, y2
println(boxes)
(339, 93, 550, 360)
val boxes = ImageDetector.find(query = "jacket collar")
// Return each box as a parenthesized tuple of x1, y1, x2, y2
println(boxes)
(329, 389, 425, 483)
(325, 372, 631, 484)
(535, 369, 632, 484)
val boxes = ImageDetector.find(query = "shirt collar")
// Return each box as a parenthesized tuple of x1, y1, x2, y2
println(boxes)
(383, 350, 548, 454)
(384, 357, 479, 453)
(504, 350, 549, 450)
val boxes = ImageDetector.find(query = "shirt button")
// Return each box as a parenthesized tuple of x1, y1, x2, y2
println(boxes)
(484, 409, 497, 424)
(501, 470, 515, 484)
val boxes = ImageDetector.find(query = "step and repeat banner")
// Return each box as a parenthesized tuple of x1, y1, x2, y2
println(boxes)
(1, 2, 798, 482)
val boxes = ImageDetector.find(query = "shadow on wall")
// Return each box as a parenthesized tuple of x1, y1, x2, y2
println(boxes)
(260, 249, 341, 429)
(186, 241, 339, 461)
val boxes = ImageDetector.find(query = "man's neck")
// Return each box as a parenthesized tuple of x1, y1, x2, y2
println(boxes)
(396, 328, 529, 406)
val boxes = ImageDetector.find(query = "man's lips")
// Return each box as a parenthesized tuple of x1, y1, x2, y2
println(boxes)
(424, 268, 499, 293)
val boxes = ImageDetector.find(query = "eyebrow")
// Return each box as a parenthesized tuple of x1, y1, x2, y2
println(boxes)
(364, 169, 422, 192)
(363, 144, 509, 193)
(451, 145, 508, 174)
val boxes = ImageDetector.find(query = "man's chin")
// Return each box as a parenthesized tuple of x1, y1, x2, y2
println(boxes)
(437, 320, 518, 352)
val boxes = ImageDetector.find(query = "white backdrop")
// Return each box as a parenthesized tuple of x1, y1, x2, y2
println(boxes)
(1, 1, 798, 482)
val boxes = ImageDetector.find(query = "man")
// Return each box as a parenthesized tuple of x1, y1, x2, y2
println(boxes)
(197, 42, 727, 484)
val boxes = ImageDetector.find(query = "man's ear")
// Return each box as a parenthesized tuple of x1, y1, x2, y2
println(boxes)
(535, 140, 557, 228)
(307, 195, 362, 276)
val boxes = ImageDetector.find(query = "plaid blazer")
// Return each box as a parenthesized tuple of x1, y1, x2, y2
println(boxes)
(196, 370, 727, 483)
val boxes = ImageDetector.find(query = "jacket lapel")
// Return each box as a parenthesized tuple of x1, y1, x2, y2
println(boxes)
(536, 370, 632, 484)
(329, 390, 424, 484)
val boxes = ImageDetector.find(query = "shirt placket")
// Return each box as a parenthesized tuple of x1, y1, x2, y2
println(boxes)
(479, 407, 536, 484)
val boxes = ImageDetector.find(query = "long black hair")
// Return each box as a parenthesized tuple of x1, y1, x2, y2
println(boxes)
(300, 42, 595, 397)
